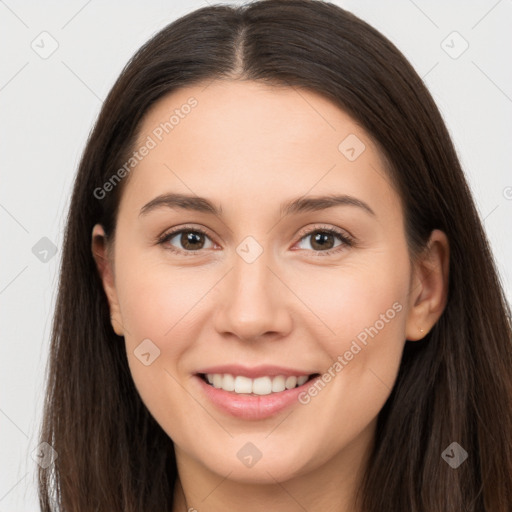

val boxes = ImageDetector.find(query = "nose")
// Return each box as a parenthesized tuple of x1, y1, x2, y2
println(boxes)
(213, 248, 293, 342)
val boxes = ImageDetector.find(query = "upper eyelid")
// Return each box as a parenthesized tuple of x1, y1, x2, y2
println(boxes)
(296, 223, 352, 239)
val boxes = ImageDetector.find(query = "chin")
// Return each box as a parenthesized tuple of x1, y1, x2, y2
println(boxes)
(192, 444, 315, 484)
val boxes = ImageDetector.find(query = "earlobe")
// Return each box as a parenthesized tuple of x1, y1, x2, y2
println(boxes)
(405, 229, 450, 341)
(91, 224, 124, 336)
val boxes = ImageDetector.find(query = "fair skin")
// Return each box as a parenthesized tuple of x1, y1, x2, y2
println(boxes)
(92, 80, 449, 512)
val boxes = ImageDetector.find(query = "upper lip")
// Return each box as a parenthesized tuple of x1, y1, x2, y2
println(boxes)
(195, 364, 318, 379)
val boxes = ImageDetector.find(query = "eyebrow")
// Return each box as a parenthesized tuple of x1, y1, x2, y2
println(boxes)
(139, 192, 376, 218)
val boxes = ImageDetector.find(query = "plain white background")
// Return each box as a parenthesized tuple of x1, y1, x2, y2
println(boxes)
(1, 0, 511, 509)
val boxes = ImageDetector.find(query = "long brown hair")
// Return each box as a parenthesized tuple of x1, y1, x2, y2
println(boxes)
(38, 1, 512, 510)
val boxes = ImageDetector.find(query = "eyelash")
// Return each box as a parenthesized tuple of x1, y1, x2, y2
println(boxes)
(156, 224, 355, 257)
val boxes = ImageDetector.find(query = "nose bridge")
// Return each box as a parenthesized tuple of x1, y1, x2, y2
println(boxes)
(214, 236, 292, 340)
(231, 241, 276, 314)
(232, 245, 272, 300)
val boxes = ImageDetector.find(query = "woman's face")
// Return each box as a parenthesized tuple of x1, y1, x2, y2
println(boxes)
(93, 80, 442, 485)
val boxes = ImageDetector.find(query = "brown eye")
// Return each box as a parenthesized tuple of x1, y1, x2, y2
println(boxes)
(296, 228, 352, 253)
(179, 231, 206, 250)
(309, 231, 337, 251)
(159, 228, 215, 254)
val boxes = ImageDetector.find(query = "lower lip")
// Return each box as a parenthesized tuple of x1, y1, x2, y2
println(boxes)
(195, 375, 320, 420)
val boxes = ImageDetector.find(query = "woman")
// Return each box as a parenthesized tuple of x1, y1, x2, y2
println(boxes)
(38, 0, 512, 510)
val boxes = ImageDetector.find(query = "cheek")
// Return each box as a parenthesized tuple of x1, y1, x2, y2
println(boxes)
(292, 249, 409, 428)
(115, 262, 211, 445)
(292, 249, 409, 353)
(113, 248, 210, 402)
(115, 253, 211, 348)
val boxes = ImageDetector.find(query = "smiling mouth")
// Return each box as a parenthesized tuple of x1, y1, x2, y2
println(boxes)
(197, 373, 320, 395)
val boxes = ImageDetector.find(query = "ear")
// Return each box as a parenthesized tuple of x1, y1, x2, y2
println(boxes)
(405, 229, 450, 341)
(91, 224, 124, 336)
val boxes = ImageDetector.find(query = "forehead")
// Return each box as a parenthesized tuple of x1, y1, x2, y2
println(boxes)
(120, 80, 399, 222)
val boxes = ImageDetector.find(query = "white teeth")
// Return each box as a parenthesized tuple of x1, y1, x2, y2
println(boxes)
(212, 374, 223, 389)
(271, 375, 286, 392)
(285, 376, 297, 389)
(204, 373, 311, 394)
(234, 376, 252, 394)
(297, 375, 308, 386)
(223, 373, 235, 392)
(253, 376, 272, 395)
